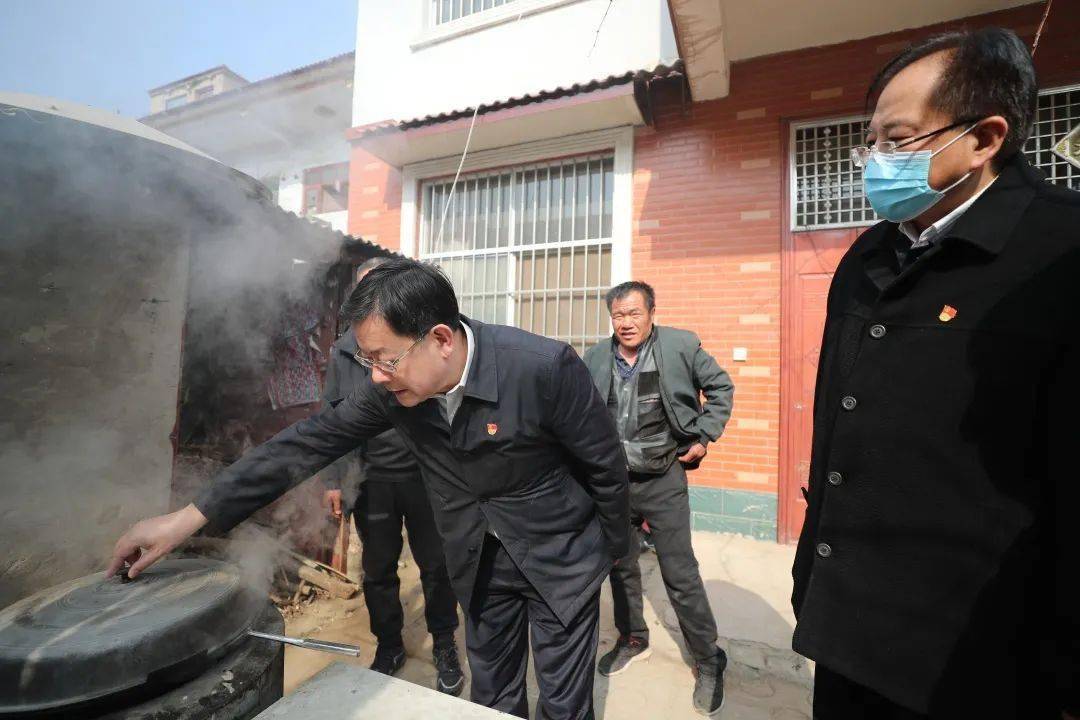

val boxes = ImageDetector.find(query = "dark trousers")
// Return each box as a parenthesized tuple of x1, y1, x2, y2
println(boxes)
(354, 477, 458, 648)
(812, 664, 1062, 719)
(813, 665, 928, 720)
(466, 536, 600, 720)
(610, 461, 719, 662)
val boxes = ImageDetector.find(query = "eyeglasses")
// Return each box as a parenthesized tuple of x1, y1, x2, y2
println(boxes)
(354, 331, 429, 375)
(851, 118, 979, 168)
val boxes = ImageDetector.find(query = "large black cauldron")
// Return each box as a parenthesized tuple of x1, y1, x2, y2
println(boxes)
(0, 558, 283, 719)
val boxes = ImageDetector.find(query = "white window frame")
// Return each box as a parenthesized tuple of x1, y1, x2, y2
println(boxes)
(400, 126, 633, 338)
(789, 113, 875, 232)
(413, 0, 585, 50)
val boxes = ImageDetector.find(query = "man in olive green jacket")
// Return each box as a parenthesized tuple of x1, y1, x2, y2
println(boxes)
(582, 280, 733, 716)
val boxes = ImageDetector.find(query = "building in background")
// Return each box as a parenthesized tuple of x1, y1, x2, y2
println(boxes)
(147, 65, 250, 113)
(144, 53, 354, 233)
(347, 0, 1079, 543)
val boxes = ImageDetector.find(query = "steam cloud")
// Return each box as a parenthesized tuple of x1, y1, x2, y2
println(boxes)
(0, 99, 354, 606)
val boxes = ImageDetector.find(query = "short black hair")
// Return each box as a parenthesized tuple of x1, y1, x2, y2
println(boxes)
(340, 257, 459, 338)
(866, 27, 1038, 169)
(605, 281, 656, 312)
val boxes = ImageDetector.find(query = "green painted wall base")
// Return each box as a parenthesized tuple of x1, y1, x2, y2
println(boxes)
(688, 486, 777, 541)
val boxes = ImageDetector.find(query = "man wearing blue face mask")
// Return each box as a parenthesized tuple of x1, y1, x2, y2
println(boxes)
(792, 28, 1080, 720)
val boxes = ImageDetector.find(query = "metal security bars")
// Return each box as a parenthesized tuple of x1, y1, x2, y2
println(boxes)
(430, 0, 517, 25)
(792, 88, 1080, 231)
(792, 118, 876, 230)
(419, 154, 615, 353)
(1024, 85, 1080, 190)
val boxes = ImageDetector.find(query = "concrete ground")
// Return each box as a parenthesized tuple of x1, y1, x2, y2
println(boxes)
(282, 530, 811, 719)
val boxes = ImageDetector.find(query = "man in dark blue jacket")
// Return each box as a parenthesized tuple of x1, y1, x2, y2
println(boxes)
(321, 258, 462, 694)
(108, 257, 629, 719)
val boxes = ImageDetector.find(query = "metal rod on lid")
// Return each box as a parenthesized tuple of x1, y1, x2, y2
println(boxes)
(248, 630, 362, 657)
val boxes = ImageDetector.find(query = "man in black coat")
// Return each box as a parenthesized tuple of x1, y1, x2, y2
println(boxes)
(320, 258, 462, 693)
(794, 28, 1079, 719)
(108, 257, 630, 719)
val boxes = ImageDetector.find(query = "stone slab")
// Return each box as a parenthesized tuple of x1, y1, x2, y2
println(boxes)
(256, 662, 513, 719)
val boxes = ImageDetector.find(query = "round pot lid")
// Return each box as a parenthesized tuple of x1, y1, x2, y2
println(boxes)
(0, 557, 264, 715)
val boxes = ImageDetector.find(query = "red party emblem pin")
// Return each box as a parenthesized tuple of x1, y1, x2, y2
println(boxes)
(487, 423, 498, 436)
(938, 305, 958, 322)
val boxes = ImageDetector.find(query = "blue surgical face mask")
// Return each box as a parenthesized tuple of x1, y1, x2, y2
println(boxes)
(862, 123, 977, 223)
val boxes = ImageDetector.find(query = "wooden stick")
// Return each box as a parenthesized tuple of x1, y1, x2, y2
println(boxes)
(297, 565, 357, 599)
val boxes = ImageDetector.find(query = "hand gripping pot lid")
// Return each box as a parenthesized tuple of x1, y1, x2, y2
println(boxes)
(0, 557, 264, 715)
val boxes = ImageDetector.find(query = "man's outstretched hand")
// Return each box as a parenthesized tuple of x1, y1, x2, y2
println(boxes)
(106, 504, 209, 579)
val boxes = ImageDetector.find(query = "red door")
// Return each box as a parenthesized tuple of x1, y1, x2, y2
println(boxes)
(779, 229, 861, 543)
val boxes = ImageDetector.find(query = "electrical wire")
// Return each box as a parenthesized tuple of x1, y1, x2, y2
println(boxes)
(1031, 0, 1053, 56)
(432, 104, 481, 252)
(433, 0, 618, 254)
(590, 0, 616, 56)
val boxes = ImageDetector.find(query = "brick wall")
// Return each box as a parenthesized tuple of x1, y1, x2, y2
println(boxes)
(347, 146, 403, 251)
(630, 1, 1078, 537)
(348, 1, 1078, 539)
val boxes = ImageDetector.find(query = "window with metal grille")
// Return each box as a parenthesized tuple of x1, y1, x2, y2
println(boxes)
(430, 0, 517, 25)
(792, 118, 875, 230)
(1024, 85, 1080, 190)
(791, 87, 1080, 231)
(419, 154, 614, 353)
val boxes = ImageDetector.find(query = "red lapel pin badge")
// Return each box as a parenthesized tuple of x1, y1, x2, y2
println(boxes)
(487, 423, 498, 436)
(938, 305, 958, 322)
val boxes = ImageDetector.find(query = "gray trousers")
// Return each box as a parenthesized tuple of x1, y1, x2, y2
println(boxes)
(610, 461, 720, 662)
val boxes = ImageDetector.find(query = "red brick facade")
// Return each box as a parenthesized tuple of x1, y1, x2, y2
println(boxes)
(348, 1, 1079, 535)
(630, 2, 1077, 496)
(348, 146, 403, 250)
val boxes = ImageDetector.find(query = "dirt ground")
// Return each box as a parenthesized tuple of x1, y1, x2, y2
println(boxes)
(281, 528, 811, 719)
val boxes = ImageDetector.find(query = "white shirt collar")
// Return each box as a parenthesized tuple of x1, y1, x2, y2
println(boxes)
(447, 320, 474, 396)
(434, 321, 474, 425)
(899, 176, 997, 248)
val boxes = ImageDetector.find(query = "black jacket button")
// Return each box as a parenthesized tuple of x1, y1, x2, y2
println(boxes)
(870, 324, 887, 339)
(827, 471, 843, 486)
(817, 542, 833, 558)
(841, 396, 857, 411)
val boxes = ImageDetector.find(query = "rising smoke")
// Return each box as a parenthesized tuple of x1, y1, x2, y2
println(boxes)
(0, 98, 352, 606)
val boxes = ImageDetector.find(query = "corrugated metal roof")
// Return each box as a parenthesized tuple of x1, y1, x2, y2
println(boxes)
(360, 60, 684, 136)
(273, 206, 397, 261)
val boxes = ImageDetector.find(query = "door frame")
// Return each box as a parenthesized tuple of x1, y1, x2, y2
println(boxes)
(779, 112, 873, 544)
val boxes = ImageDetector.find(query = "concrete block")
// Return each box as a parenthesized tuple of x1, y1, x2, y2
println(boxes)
(257, 662, 513, 719)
